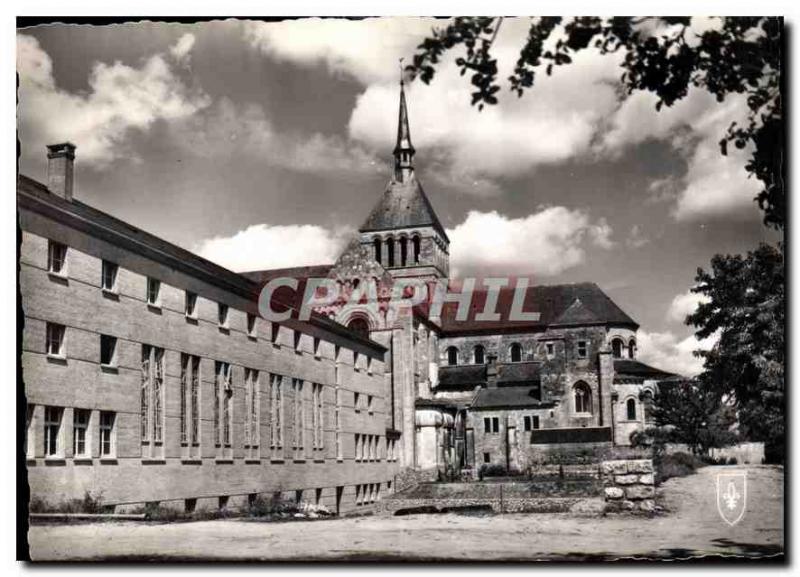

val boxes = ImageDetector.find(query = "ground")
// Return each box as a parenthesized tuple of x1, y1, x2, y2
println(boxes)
(27, 465, 784, 562)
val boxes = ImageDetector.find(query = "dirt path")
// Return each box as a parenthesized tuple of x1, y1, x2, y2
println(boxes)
(27, 465, 783, 561)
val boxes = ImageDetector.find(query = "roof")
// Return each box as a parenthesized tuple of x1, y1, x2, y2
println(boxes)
(613, 359, 677, 379)
(17, 175, 384, 355)
(472, 386, 555, 410)
(440, 282, 638, 335)
(497, 362, 541, 384)
(438, 364, 487, 391)
(241, 265, 334, 285)
(359, 173, 448, 241)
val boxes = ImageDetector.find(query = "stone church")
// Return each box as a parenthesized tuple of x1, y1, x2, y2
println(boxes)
(243, 80, 678, 478)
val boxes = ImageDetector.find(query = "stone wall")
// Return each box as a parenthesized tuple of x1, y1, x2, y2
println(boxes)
(601, 459, 655, 513)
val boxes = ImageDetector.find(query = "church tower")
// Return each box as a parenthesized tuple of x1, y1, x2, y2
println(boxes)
(358, 78, 450, 284)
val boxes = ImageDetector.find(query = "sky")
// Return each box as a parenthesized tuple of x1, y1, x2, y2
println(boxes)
(16, 17, 781, 376)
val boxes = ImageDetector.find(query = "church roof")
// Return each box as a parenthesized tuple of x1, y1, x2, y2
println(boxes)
(472, 386, 554, 410)
(613, 359, 677, 379)
(240, 264, 334, 285)
(359, 173, 449, 241)
(439, 282, 638, 335)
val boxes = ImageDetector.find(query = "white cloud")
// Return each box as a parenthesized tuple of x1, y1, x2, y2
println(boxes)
(171, 98, 381, 175)
(170, 33, 196, 64)
(17, 34, 210, 167)
(194, 223, 348, 272)
(446, 207, 614, 277)
(637, 329, 718, 377)
(667, 289, 709, 324)
(625, 224, 649, 249)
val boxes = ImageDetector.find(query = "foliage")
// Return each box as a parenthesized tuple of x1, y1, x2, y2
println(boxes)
(28, 491, 107, 514)
(409, 17, 783, 229)
(655, 452, 706, 485)
(478, 463, 508, 479)
(688, 243, 785, 462)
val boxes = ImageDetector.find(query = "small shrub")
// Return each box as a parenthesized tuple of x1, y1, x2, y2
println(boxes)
(727, 457, 738, 465)
(655, 452, 706, 485)
(478, 463, 506, 480)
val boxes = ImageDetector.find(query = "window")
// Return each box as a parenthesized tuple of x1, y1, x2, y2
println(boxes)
(483, 416, 499, 434)
(247, 314, 257, 338)
(446, 346, 459, 366)
(373, 238, 382, 264)
(46, 322, 65, 357)
(214, 361, 233, 448)
(100, 335, 117, 366)
(367, 395, 373, 414)
(354, 392, 361, 413)
(100, 412, 115, 457)
(577, 340, 588, 359)
(270, 323, 279, 346)
(334, 379, 342, 460)
(524, 415, 540, 431)
(611, 338, 623, 359)
(400, 237, 408, 266)
(313, 337, 321, 358)
(294, 330, 302, 352)
(312, 383, 324, 452)
(347, 318, 369, 339)
(628, 340, 636, 359)
(545, 342, 555, 359)
(355, 434, 361, 462)
(573, 382, 592, 414)
(293, 379, 305, 458)
(180, 354, 201, 450)
(146, 277, 160, 306)
(386, 238, 395, 267)
(185, 292, 197, 318)
(483, 452, 491, 464)
(510, 343, 522, 363)
(412, 236, 421, 264)
(25, 404, 34, 458)
(245, 369, 260, 457)
(218, 304, 229, 329)
(270, 374, 284, 454)
(140, 345, 165, 452)
(73, 409, 90, 457)
(47, 240, 67, 275)
(533, 415, 540, 429)
(101, 261, 117, 292)
(626, 398, 637, 420)
(473, 345, 485, 365)
(44, 406, 63, 457)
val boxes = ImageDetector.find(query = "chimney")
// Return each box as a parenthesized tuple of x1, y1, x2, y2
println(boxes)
(46, 143, 76, 201)
(486, 354, 498, 389)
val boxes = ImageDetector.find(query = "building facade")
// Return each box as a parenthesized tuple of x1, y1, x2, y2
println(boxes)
(20, 82, 676, 511)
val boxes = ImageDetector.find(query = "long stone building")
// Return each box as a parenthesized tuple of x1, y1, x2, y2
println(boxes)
(20, 80, 676, 513)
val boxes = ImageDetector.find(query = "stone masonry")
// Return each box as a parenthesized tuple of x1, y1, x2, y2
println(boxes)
(601, 459, 656, 513)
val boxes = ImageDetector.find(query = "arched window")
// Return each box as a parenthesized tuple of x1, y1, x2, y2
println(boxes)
(628, 339, 636, 359)
(626, 398, 637, 420)
(611, 338, 624, 359)
(473, 345, 485, 365)
(446, 346, 459, 366)
(509, 343, 522, 363)
(573, 382, 592, 414)
(413, 236, 421, 264)
(386, 238, 395, 267)
(373, 238, 382, 264)
(400, 237, 408, 266)
(347, 318, 370, 339)
(642, 390, 654, 422)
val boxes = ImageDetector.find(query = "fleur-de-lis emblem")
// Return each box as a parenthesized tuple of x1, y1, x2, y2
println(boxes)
(723, 481, 740, 510)
(717, 472, 747, 526)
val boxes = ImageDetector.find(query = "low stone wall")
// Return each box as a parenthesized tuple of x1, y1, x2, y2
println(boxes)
(708, 442, 765, 464)
(393, 467, 439, 493)
(601, 459, 655, 513)
(379, 496, 597, 515)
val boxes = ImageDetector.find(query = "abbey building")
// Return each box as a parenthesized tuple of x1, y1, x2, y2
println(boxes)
(20, 81, 676, 513)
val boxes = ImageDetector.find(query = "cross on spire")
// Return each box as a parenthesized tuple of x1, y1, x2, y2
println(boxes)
(394, 60, 415, 182)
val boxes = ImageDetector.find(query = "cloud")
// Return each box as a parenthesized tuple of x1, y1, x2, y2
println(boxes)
(171, 98, 381, 175)
(600, 88, 762, 222)
(170, 33, 196, 64)
(17, 34, 210, 167)
(667, 289, 709, 324)
(194, 223, 349, 272)
(446, 207, 614, 277)
(637, 329, 718, 377)
(625, 224, 649, 249)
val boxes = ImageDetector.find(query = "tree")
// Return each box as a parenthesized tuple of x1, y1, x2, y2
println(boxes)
(688, 243, 785, 461)
(409, 17, 783, 229)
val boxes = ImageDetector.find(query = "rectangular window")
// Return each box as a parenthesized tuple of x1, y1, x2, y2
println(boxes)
(185, 292, 197, 318)
(533, 415, 540, 430)
(270, 374, 283, 453)
(47, 240, 67, 275)
(524, 415, 532, 432)
(140, 345, 165, 453)
(312, 383, 324, 452)
(483, 452, 491, 464)
(293, 379, 305, 457)
(270, 323, 279, 346)
(191, 356, 200, 446)
(218, 304, 229, 328)
(577, 340, 588, 359)
(354, 352, 361, 371)
(545, 342, 555, 359)
(492, 417, 499, 433)
(101, 260, 118, 292)
(214, 362, 232, 447)
(100, 411, 115, 457)
(180, 354, 189, 444)
(484, 417, 491, 434)
(247, 314, 257, 338)
(73, 409, 90, 457)
(355, 434, 361, 462)
(245, 368, 260, 456)
(146, 278, 160, 306)
(354, 392, 361, 413)
(44, 406, 62, 457)
(294, 331, 302, 352)
(367, 395, 373, 414)
(46, 322, 65, 357)
(313, 337, 321, 357)
(100, 335, 117, 366)
(25, 404, 34, 458)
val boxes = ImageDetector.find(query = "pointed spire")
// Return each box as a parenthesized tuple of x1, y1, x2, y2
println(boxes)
(393, 60, 415, 182)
